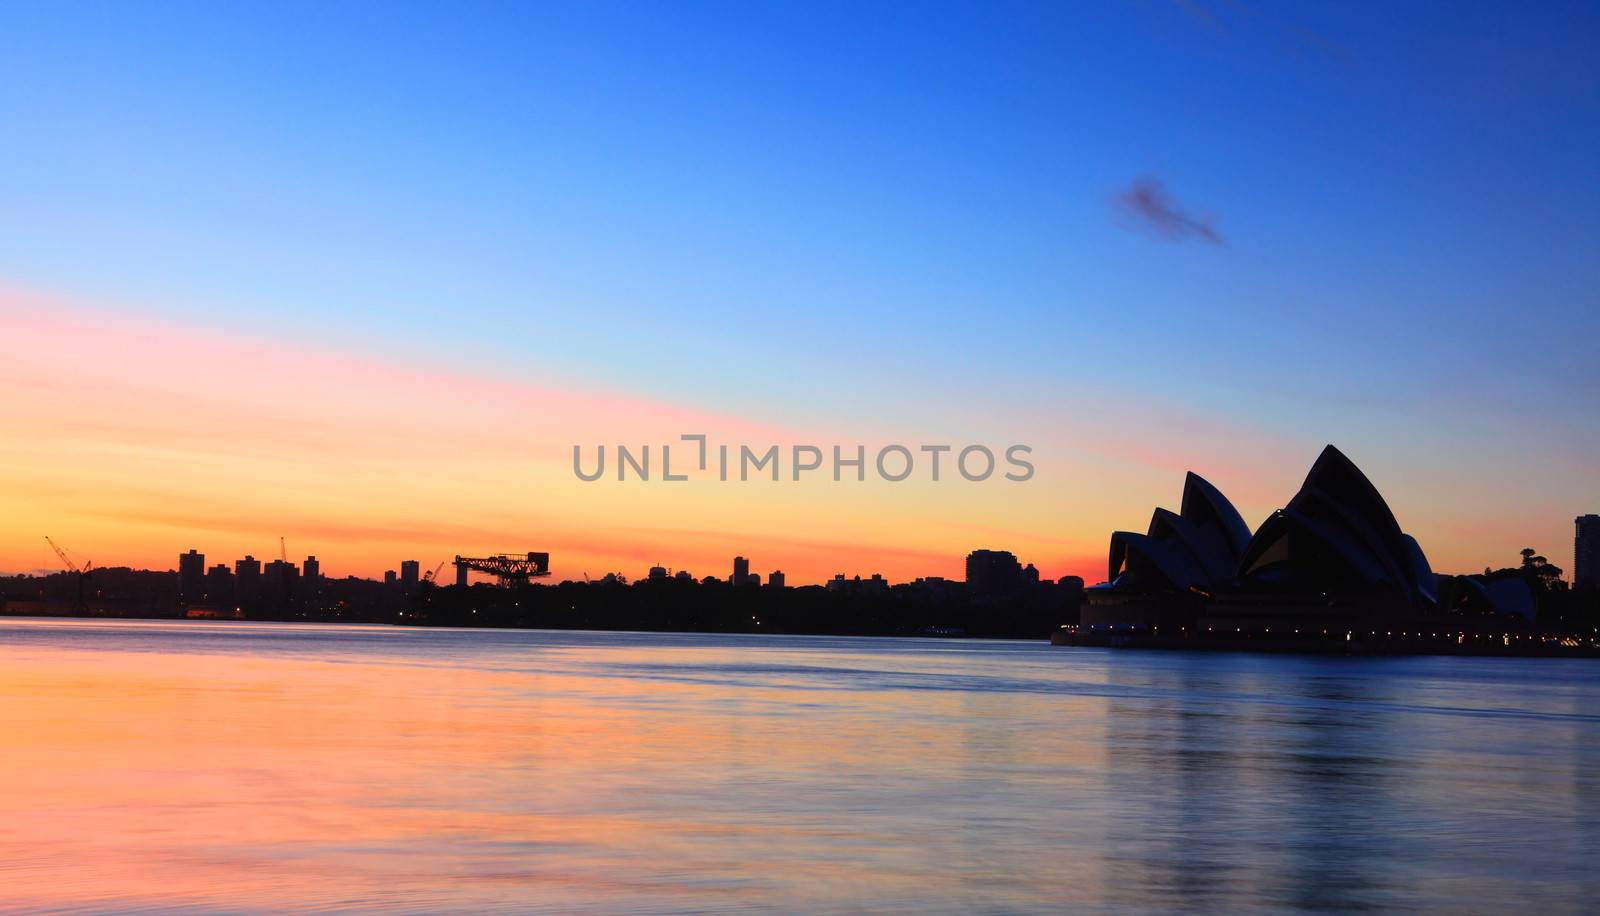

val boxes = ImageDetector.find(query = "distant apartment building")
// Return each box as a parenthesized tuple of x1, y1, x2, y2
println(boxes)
(825, 573, 888, 594)
(178, 549, 205, 602)
(264, 559, 298, 594)
(966, 549, 1023, 598)
(1577, 515, 1600, 590)
(206, 564, 234, 603)
(384, 570, 397, 587)
(732, 556, 751, 586)
(303, 556, 320, 584)
(235, 555, 262, 597)
(768, 570, 786, 588)
(400, 560, 420, 591)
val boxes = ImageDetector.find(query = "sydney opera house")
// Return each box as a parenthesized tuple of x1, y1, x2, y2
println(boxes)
(1073, 445, 1533, 650)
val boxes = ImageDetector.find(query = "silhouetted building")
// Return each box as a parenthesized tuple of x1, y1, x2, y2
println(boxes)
(400, 560, 419, 591)
(1452, 574, 1536, 621)
(179, 549, 205, 602)
(264, 558, 298, 592)
(907, 575, 955, 600)
(733, 556, 751, 586)
(1096, 470, 1250, 600)
(206, 564, 233, 603)
(826, 573, 888, 594)
(1084, 445, 1440, 638)
(1577, 515, 1600, 591)
(384, 570, 397, 587)
(303, 555, 320, 584)
(966, 549, 1023, 598)
(768, 570, 786, 588)
(235, 555, 261, 598)
(648, 564, 669, 581)
(1232, 445, 1435, 611)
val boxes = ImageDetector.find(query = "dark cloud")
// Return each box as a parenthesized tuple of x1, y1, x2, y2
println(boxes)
(1114, 177, 1224, 245)
(1171, 0, 1222, 31)
(1166, 0, 1350, 65)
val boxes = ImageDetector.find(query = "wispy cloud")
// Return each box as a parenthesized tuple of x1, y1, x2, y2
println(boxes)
(1114, 177, 1224, 244)
(1165, 0, 1350, 65)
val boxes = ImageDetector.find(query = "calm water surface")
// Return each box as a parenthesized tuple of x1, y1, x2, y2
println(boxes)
(1, 618, 1597, 913)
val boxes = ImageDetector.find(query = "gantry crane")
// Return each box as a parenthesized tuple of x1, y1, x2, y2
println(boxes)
(44, 536, 92, 613)
(453, 552, 551, 587)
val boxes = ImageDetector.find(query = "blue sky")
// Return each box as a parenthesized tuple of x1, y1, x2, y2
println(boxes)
(0, 1, 1596, 576)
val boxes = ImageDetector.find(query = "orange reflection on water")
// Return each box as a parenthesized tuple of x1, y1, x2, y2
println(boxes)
(11, 618, 1596, 913)
(0, 620, 1114, 913)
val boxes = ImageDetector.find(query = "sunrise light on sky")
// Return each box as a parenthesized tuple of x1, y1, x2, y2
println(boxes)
(1, 2, 1596, 584)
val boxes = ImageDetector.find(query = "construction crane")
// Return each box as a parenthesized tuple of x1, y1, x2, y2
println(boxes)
(280, 536, 288, 563)
(44, 536, 92, 613)
(422, 560, 448, 585)
(453, 552, 551, 588)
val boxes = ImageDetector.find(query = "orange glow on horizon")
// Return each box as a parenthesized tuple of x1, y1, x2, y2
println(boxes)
(0, 285, 1110, 585)
(1, 282, 1579, 586)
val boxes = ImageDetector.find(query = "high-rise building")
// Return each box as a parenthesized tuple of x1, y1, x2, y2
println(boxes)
(400, 560, 420, 591)
(264, 559, 298, 595)
(966, 549, 1023, 598)
(235, 555, 262, 597)
(206, 564, 234, 604)
(303, 556, 320, 584)
(1577, 515, 1600, 590)
(768, 570, 786, 588)
(179, 549, 205, 602)
(733, 556, 750, 586)
(384, 570, 397, 587)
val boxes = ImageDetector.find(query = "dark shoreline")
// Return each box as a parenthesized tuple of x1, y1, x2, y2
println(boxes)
(5, 609, 1599, 658)
(0, 608, 1025, 642)
(1052, 626, 1600, 658)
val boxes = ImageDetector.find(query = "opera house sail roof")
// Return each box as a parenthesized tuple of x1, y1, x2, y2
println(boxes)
(1106, 470, 1251, 595)
(1089, 445, 1441, 632)
(1240, 445, 1436, 609)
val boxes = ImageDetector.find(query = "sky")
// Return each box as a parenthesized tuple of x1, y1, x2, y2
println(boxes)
(0, 1, 1596, 585)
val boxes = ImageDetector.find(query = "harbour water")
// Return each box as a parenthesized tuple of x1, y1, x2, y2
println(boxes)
(1, 618, 1597, 913)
